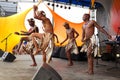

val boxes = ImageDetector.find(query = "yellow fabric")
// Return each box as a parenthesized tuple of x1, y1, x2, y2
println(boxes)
(0, 8, 32, 53)
(0, 0, 42, 53)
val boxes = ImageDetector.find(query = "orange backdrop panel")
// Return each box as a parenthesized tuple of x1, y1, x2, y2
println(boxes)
(48, 7, 84, 46)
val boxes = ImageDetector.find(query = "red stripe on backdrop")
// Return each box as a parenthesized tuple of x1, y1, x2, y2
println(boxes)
(110, 0, 120, 34)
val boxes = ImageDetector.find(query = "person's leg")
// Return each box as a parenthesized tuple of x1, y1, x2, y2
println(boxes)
(31, 33, 43, 55)
(42, 37, 54, 63)
(23, 46, 37, 66)
(42, 51, 46, 63)
(19, 44, 25, 55)
(48, 57, 52, 63)
(87, 44, 94, 74)
(30, 51, 37, 66)
(66, 49, 73, 66)
(15, 37, 30, 53)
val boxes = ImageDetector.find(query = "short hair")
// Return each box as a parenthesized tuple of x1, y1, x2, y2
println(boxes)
(63, 22, 69, 26)
(84, 13, 90, 19)
(28, 18, 35, 22)
(41, 11, 46, 16)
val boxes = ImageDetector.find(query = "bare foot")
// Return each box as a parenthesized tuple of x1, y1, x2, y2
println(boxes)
(14, 49, 20, 54)
(30, 63, 37, 66)
(88, 71, 94, 75)
(67, 63, 73, 66)
(84, 70, 89, 73)
(84, 70, 94, 75)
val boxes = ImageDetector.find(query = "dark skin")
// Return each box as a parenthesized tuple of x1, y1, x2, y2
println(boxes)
(60, 23, 79, 66)
(14, 18, 39, 66)
(31, 5, 54, 63)
(81, 14, 112, 74)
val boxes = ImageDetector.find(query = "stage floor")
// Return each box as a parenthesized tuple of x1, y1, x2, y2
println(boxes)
(0, 55, 120, 80)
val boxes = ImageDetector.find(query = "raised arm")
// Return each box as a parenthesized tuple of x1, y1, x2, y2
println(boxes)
(33, 5, 39, 19)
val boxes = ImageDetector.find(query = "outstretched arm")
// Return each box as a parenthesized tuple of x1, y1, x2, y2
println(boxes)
(14, 30, 30, 36)
(93, 20, 112, 39)
(20, 31, 28, 33)
(14, 27, 37, 36)
(14, 31, 30, 36)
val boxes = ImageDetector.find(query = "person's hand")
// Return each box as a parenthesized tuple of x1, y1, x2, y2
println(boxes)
(33, 5, 38, 11)
(107, 35, 112, 40)
(20, 31, 25, 33)
(57, 40, 59, 43)
(60, 43, 63, 45)
(81, 39, 85, 42)
(14, 32, 20, 35)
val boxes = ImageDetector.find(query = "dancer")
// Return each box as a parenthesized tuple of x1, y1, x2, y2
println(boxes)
(60, 22, 79, 66)
(14, 18, 39, 66)
(81, 13, 112, 74)
(31, 5, 54, 63)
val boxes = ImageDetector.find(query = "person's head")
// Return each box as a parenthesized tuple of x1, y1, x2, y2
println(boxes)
(82, 13, 90, 21)
(63, 22, 70, 29)
(37, 10, 46, 17)
(28, 18, 35, 27)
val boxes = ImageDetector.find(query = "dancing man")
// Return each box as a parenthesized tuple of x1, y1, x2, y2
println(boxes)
(60, 22, 79, 66)
(14, 18, 39, 66)
(31, 5, 55, 63)
(81, 13, 112, 74)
